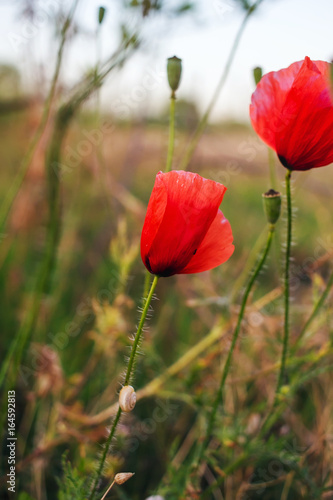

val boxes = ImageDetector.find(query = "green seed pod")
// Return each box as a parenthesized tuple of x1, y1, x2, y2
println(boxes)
(262, 189, 282, 225)
(167, 56, 182, 94)
(253, 66, 263, 86)
(98, 6, 106, 25)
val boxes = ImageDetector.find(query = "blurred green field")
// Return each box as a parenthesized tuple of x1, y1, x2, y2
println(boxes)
(1, 102, 333, 499)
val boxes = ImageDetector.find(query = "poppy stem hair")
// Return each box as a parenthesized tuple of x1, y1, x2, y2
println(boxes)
(124, 275, 159, 385)
(275, 170, 292, 401)
(89, 407, 122, 500)
(197, 221, 275, 465)
(89, 275, 159, 499)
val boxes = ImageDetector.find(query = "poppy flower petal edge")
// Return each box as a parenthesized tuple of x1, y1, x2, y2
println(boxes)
(140, 172, 168, 267)
(180, 210, 234, 274)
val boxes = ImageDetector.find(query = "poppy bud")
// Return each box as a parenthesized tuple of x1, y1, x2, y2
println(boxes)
(98, 6, 106, 25)
(114, 472, 135, 485)
(167, 56, 182, 95)
(262, 189, 281, 225)
(253, 66, 262, 85)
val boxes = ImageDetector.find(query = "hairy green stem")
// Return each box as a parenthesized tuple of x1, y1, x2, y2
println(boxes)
(89, 275, 159, 499)
(275, 170, 292, 399)
(198, 224, 275, 463)
(165, 95, 176, 173)
(89, 407, 122, 500)
(178, 0, 264, 171)
(125, 275, 159, 385)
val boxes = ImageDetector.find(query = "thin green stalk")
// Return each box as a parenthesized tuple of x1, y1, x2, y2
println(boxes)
(198, 224, 275, 463)
(230, 225, 267, 302)
(268, 147, 278, 190)
(0, 0, 79, 235)
(89, 275, 159, 499)
(165, 95, 176, 173)
(293, 267, 333, 350)
(178, 0, 264, 171)
(275, 170, 292, 399)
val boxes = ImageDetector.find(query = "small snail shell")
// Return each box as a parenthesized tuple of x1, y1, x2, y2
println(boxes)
(119, 385, 136, 412)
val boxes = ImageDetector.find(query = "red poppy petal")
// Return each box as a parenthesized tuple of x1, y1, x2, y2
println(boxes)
(250, 60, 303, 151)
(276, 58, 333, 170)
(181, 210, 234, 274)
(250, 57, 333, 171)
(140, 171, 167, 266)
(142, 171, 226, 276)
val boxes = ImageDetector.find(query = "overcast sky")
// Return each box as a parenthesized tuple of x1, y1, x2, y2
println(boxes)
(0, 0, 332, 122)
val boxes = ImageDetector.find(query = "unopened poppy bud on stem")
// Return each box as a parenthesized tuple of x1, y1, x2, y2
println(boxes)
(98, 6, 106, 24)
(114, 472, 135, 485)
(253, 66, 262, 85)
(167, 56, 182, 97)
(262, 189, 281, 225)
(101, 472, 134, 500)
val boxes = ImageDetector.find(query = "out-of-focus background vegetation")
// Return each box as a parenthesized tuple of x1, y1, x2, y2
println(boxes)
(1, 1, 333, 499)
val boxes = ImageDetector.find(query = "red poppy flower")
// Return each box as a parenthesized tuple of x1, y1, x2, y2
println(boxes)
(250, 56, 333, 171)
(141, 171, 234, 277)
